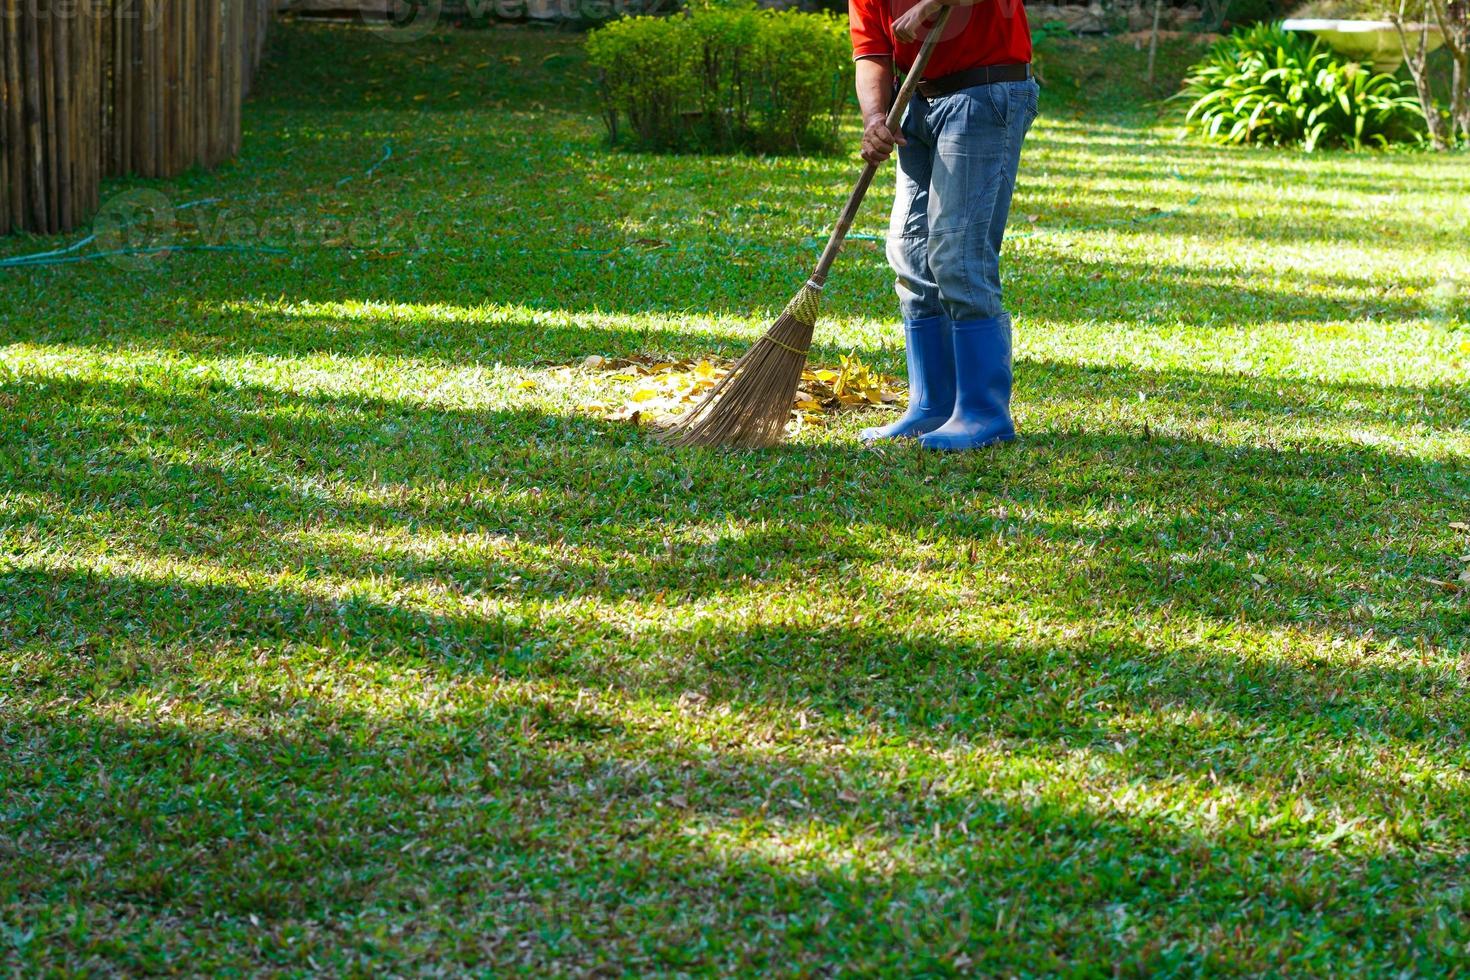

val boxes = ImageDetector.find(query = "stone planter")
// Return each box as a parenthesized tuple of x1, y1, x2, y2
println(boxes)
(1281, 18, 1445, 73)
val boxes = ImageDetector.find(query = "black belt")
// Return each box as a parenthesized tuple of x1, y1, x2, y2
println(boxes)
(913, 63, 1032, 99)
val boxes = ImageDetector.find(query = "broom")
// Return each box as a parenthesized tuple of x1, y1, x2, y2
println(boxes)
(661, 7, 954, 449)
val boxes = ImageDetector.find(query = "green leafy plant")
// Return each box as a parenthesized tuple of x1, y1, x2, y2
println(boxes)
(748, 9, 852, 152)
(687, 0, 760, 146)
(585, 14, 700, 149)
(585, 3, 853, 153)
(1178, 23, 1428, 150)
(1032, 18, 1072, 41)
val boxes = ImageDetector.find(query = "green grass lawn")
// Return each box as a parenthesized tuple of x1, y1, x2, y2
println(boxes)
(3, 21, 1469, 975)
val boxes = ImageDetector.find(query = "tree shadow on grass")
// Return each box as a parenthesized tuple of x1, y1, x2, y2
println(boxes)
(1093, 151, 1470, 200)
(14, 302, 1470, 432)
(135, 230, 1464, 327)
(251, 19, 601, 116)
(8, 555, 1465, 759)
(3, 355, 1465, 652)
(1022, 127, 1470, 197)
(4, 601, 1468, 972)
(3, 167, 1459, 337)
(10, 108, 1465, 332)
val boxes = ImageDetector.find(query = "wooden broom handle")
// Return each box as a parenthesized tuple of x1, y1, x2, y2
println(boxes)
(809, 5, 953, 289)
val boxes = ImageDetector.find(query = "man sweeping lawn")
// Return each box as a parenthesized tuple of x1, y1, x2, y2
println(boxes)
(853, 0, 1039, 451)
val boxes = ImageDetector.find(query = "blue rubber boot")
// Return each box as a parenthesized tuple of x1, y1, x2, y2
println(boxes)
(860, 315, 956, 443)
(918, 315, 1017, 452)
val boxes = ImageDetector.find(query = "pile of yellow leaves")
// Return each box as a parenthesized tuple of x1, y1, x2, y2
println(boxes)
(575, 352, 901, 431)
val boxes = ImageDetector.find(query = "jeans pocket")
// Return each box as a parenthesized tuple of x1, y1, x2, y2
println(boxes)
(986, 83, 1012, 129)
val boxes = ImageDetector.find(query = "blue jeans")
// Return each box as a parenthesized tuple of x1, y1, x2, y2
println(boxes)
(887, 79, 1040, 323)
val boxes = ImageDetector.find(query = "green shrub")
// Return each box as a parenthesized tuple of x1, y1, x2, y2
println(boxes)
(687, 0, 760, 146)
(1032, 19, 1071, 41)
(1178, 24, 1427, 151)
(585, 3, 853, 153)
(750, 9, 852, 152)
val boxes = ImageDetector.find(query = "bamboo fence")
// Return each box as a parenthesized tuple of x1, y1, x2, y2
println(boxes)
(0, 0, 105, 236)
(1, 0, 275, 236)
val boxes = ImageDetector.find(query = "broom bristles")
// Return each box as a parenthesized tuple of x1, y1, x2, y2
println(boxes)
(659, 283, 821, 448)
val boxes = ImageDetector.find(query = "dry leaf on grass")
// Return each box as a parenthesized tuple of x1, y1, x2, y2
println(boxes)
(570, 351, 902, 432)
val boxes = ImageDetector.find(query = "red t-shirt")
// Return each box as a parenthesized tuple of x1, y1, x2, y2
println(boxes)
(850, 0, 1031, 77)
